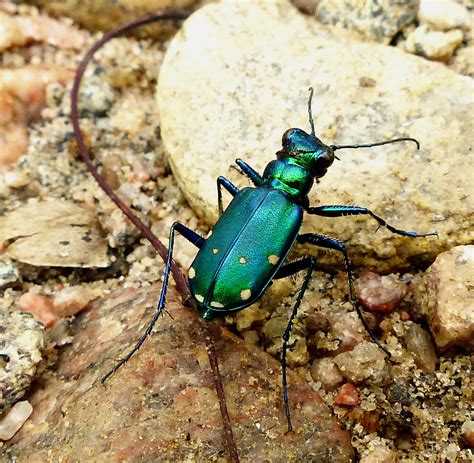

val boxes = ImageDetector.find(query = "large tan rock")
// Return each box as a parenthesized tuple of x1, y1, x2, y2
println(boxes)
(157, 1, 473, 272)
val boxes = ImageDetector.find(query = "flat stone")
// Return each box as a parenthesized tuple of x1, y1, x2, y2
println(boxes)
(315, 0, 418, 43)
(419, 245, 474, 352)
(29, 0, 196, 37)
(4, 285, 354, 461)
(157, 1, 473, 273)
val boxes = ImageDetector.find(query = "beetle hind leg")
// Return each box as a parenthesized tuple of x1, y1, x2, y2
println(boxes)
(273, 256, 317, 433)
(100, 222, 205, 383)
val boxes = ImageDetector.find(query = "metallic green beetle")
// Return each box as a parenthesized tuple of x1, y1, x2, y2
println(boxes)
(100, 87, 436, 431)
(69, 9, 437, 433)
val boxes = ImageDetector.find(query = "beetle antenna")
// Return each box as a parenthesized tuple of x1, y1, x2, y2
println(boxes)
(330, 137, 420, 152)
(307, 87, 315, 136)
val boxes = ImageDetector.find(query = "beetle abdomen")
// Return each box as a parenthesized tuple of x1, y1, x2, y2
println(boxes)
(188, 187, 302, 318)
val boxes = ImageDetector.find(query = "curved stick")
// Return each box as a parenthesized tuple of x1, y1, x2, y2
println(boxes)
(70, 12, 191, 299)
(70, 12, 240, 462)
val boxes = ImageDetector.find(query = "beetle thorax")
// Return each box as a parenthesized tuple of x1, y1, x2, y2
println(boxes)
(262, 158, 314, 199)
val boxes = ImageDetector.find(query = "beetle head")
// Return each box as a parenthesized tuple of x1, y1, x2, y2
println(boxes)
(280, 128, 335, 178)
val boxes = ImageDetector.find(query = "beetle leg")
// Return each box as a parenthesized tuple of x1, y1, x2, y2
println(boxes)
(297, 233, 392, 358)
(273, 256, 316, 433)
(306, 205, 438, 238)
(101, 222, 204, 383)
(235, 159, 264, 186)
(217, 176, 239, 216)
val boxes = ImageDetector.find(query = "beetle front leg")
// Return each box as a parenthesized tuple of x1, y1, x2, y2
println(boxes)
(297, 233, 391, 358)
(235, 159, 264, 186)
(273, 256, 316, 432)
(101, 222, 205, 383)
(217, 176, 239, 217)
(307, 205, 438, 238)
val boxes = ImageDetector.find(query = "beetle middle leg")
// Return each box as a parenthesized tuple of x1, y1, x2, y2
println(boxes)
(273, 256, 317, 432)
(101, 222, 204, 383)
(306, 205, 438, 238)
(296, 233, 391, 358)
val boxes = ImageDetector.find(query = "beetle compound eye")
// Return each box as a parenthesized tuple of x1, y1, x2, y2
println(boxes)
(282, 128, 299, 147)
(316, 153, 332, 168)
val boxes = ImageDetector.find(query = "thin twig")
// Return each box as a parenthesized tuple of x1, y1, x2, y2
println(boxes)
(201, 319, 240, 463)
(70, 13, 239, 462)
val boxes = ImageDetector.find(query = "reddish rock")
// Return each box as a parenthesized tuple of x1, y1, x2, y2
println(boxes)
(4, 285, 354, 462)
(355, 271, 407, 313)
(420, 245, 474, 351)
(18, 293, 56, 328)
(335, 383, 359, 407)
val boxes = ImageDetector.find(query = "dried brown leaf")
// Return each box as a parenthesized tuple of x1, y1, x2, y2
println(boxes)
(0, 200, 109, 268)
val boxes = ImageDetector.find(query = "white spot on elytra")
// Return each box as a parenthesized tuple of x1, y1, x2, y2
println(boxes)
(206, 230, 213, 238)
(212, 248, 219, 254)
(195, 294, 204, 303)
(268, 255, 279, 265)
(188, 267, 196, 279)
(210, 301, 224, 308)
(240, 289, 252, 301)
(239, 257, 248, 264)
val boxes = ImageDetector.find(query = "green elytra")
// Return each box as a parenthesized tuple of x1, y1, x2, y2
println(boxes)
(190, 124, 333, 319)
(70, 13, 437, 435)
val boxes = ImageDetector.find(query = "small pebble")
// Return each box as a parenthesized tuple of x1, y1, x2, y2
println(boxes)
(461, 419, 474, 449)
(19, 292, 56, 328)
(329, 311, 368, 353)
(405, 25, 464, 61)
(334, 383, 359, 407)
(360, 443, 397, 463)
(3, 170, 30, 188)
(305, 312, 330, 334)
(310, 357, 343, 391)
(356, 272, 407, 313)
(418, 0, 470, 31)
(78, 75, 115, 116)
(334, 341, 390, 385)
(403, 323, 437, 373)
(0, 401, 33, 441)
(243, 330, 259, 345)
(0, 259, 21, 289)
(53, 285, 95, 318)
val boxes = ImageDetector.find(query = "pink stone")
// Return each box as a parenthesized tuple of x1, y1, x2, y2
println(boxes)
(19, 293, 56, 328)
(335, 383, 359, 406)
(356, 271, 407, 313)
